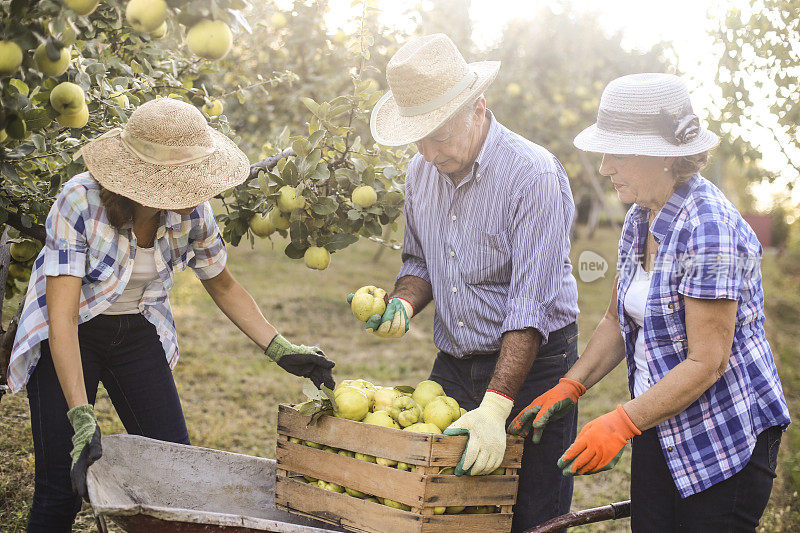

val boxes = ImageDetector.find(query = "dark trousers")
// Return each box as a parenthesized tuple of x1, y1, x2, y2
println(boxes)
(630, 425, 782, 532)
(26, 314, 190, 532)
(429, 322, 579, 533)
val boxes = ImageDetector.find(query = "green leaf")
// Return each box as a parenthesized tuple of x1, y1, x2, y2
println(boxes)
(319, 233, 358, 251)
(303, 382, 325, 400)
(9, 79, 29, 97)
(24, 108, 53, 132)
(364, 219, 382, 236)
(393, 386, 415, 394)
(292, 138, 311, 157)
(284, 241, 308, 259)
(312, 197, 338, 215)
(300, 96, 320, 116)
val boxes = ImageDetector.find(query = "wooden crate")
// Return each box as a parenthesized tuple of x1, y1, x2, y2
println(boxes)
(274, 403, 524, 533)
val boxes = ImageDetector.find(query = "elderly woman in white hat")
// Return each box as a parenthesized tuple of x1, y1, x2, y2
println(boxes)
(9, 98, 335, 531)
(508, 73, 790, 530)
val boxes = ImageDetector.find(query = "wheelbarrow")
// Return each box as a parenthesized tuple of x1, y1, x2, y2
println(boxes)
(87, 434, 347, 532)
(87, 434, 630, 532)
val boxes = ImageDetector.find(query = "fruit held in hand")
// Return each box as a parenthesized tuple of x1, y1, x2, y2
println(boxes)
(352, 185, 377, 208)
(0, 41, 23, 75)
(66, 0, 100, 16)
(304, 246, 331, 270)
(333, 386, 370, 421)
(34, 44, 71, 76)
(187, 19, 233, 60)
(350, 285, 387, 322)
(411, 380, 445, 409)
(126, 0, 168, 32)
(388, 396, 421, 428)
(50, 82, 86, 114)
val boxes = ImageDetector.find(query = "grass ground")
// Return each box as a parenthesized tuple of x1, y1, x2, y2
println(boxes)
(1, 226, 797, 532)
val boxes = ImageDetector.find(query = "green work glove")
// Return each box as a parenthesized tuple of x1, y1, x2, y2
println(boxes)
(443, 390, 514, 476)
(507, 378, 587, 443)
(364, 297, 414, 339)
(67, 404, 102, 500)
(265, 334, 335, 390)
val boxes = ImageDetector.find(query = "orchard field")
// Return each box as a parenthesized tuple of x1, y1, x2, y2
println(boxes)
(1, 226, 798, 532)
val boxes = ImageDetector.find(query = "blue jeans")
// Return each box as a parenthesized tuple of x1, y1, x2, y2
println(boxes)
(26, 313, 190, 532)
(630, 424, 782, 532)
(429, 322, 579, 533)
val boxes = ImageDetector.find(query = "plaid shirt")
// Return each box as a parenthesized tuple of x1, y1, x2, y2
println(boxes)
(8, 173, 227, 393)
(616, 174, 790, 497)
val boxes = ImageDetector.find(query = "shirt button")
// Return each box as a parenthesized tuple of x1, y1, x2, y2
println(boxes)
(667, 446, 674, 452)
(668, 303, 674, 309)
(458, 321, 465, 327)
(451, 215, 457, 221)
(449, 250, 455, 257)
(451, 287, 458, 293)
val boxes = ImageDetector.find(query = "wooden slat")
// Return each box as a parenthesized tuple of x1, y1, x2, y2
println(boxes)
(278, 404, 433, 465)
(418, 512, 513, 533)
(275, 476, 513, 533)
(422, 474, 519, 506)
(275, 476, 423, 533)
(428, 434, 524, 468)
(277, 439, 425, 508)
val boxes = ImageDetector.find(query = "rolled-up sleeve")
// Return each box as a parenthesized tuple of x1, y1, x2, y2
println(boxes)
(43, 183, 88, 278)
(677, 220, 747, 300)
(501, 171, 570, 342)
(397, 174, 431, 284)
(188, 202, 227, 280)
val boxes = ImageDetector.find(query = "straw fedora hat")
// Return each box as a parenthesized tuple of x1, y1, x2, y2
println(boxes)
(370, 33, 500, 147)
(574, 73, 719, 157)
(81, 98, 250, 210)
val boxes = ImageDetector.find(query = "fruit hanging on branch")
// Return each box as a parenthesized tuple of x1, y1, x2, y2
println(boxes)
(125, 0, 168, 33)
(186, 19, 233, 60)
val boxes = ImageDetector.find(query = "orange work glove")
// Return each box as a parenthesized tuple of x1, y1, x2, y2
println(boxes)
(557, 404, 641, 476)
(507, 378, 586, 443)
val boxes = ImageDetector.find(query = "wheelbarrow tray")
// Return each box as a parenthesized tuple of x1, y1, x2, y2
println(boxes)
(87, 434, 346, 533)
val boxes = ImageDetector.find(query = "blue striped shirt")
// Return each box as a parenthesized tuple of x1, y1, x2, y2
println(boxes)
(398, 111, 579, 357)
(616, 174, 790, 497)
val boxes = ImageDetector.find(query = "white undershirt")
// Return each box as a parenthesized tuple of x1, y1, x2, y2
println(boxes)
(102, 246, 158, 315)
(624, 263, 653, 398)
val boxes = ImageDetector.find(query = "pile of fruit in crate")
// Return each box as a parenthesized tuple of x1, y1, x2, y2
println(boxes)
(287, 377, 505, 514)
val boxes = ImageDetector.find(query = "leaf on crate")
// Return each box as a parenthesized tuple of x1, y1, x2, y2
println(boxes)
(393, 385, 415, 394)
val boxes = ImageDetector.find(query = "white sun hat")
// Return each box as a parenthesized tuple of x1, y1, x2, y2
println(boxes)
(370, 33, 500, 147)
(573, 73, 719, 156)
(81, 98, 250, 210)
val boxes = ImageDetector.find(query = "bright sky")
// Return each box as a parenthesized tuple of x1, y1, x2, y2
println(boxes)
(318, 0, 797, 210)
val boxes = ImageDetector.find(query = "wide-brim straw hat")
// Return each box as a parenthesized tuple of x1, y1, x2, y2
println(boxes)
(370, 33, 500, 147)
(574, 73, 719, 157)
(81, 98, 250, 210)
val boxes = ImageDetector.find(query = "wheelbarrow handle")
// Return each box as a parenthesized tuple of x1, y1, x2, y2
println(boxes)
(523, 500, 631, 533)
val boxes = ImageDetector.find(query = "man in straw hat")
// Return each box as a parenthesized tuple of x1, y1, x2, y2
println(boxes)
(357, 34, 580, 530)
(9, 98, 335, 530)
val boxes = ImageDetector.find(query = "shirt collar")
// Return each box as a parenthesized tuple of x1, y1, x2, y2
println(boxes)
(645, 174, 700, 243)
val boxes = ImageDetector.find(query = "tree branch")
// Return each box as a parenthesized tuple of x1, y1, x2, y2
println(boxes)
(2, 209, 46, 242)
(248, 148, 295, 181)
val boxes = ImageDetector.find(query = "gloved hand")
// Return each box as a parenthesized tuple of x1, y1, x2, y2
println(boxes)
(364, 297, 414, 339)
(443, 390, 514, 476)
(507, 378, 586, 443)
(67, 404, 102, 500)
(557, 404, 640, 476)
(265, 334, 335, 390)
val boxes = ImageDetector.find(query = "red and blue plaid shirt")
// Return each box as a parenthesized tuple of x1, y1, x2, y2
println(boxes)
(8, 173, 227, 393)
(616, 174, 790, 497)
